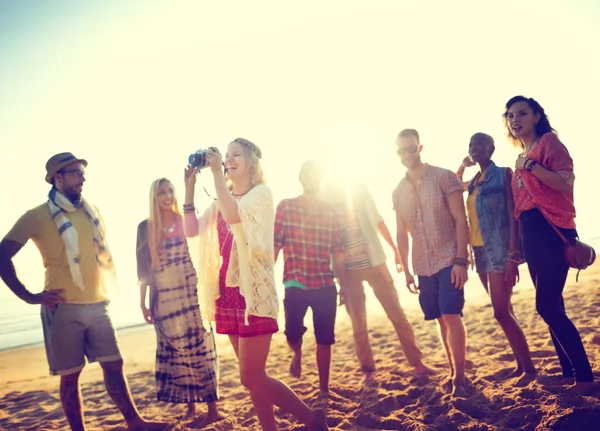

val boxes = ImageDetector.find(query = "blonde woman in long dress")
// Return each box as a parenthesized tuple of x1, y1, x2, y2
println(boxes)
(136, 178, 220, 425)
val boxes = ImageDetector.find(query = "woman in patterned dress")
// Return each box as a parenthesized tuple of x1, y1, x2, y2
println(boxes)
(505, 95, 595, 394)
(136, 178, 220, 423)
(183, 138, 328, 431)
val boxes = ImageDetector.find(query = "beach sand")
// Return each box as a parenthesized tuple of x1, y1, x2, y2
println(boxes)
(1, 263, 600, 431)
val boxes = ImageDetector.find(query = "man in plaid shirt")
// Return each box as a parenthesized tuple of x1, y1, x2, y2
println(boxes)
(393, 129, 470, 397)
(274, 161, 347, 396)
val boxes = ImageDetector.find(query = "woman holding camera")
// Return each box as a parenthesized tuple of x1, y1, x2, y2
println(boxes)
(183, 138, 328, 431)
(136, 178, 220, 423)
(505, 95, 595, 394)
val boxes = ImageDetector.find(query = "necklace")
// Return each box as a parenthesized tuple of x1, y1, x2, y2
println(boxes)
(231, 185, 254, 197)
(523, 137, 539, 156)
(162, 223, 175, 234)
(516, 137, 539, 189)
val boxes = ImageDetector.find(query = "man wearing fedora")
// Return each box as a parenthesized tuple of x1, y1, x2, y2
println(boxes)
(0, 153, 167, 431)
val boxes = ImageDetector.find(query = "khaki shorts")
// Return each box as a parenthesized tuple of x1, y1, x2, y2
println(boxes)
(41, 302, 122, 376)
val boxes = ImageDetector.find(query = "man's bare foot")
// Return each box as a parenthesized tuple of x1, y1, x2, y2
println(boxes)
(307, 408, 328, 431)
(128, 418, 169, 431)
(290, 353, 302, 378)
(506, 366, 524, 379)
(515, 371, 537, 387)
(451, 378, 468, 398)
(441, 376, 453, 393)
(362, 371, 376, 386)
(414, 362, 437, 376)
(561, 377, 575, 385)
(565, 381, 597, 396)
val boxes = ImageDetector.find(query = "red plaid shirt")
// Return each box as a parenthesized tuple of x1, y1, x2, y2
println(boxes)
(274, 196, 344, 289)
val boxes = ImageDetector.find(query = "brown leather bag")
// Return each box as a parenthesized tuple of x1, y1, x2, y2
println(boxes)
(541, 211, 596, 281)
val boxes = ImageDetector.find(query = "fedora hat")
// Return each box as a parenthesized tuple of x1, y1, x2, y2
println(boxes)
(45, 152, 88, 184)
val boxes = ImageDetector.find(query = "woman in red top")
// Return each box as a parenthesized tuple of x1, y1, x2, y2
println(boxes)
(505, 95, 594, 394)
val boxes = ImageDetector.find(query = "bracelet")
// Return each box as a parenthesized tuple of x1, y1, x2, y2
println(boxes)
(525, 160, 537, 172)
(182, 203, 196, 213)
(453, 257, 469, 267)
(506, 249, 524, 264)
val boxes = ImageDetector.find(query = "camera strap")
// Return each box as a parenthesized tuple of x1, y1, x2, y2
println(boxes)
(199, 162, 226, 201)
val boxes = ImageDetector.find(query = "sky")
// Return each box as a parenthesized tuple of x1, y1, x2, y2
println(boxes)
(1, 0, 599, 322)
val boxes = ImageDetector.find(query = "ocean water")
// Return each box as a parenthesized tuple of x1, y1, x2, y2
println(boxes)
(2, 236, 600, 351)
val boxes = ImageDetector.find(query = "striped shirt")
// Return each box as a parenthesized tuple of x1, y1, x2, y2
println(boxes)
(392, 164, 463, 277)
(340, 215, 371, 270)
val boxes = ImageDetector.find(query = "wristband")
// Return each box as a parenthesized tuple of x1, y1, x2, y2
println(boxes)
(525, 160, 537, 172)
(453, 257, 469, 267)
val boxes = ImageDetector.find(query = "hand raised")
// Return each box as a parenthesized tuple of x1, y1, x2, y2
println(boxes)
(184, 165, 198, 187)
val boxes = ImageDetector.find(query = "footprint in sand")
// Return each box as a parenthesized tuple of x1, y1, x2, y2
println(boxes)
(504, 405, 542, 429)
(376, 395, 398, 416)
(494, 352, 515, 362)
(452, 398, 487, 420)
(354, 412, 383, 428)
(531, 349, 554, 358)
(540, 406, 600, 430)
(585, 333, 600, 345)
(395, 393, 414, 408)
(518, 388, 542, 400)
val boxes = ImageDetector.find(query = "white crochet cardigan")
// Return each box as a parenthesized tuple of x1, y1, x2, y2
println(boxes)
(194, 184, 279, 325)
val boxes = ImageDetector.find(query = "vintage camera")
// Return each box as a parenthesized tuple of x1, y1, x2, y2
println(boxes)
(188, 149, 209, 170)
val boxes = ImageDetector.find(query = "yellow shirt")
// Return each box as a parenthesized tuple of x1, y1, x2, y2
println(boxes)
(467, 174, 485, 247)
(5, 203, 106, 303)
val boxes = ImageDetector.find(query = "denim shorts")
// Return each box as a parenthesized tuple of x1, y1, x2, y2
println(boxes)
(418, 266, 465, 321)
(41, 302, 122, 376)
(473, 246, 505, 273)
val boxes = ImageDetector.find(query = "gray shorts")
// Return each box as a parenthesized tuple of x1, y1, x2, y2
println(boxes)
(41, 302, 122, 376)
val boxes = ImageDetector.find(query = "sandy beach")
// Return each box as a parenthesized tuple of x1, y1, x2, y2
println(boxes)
(1, 263, 600, 431)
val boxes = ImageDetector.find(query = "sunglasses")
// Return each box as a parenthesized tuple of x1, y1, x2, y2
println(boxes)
(60, 169, 86, 179)
(396, 145, 419, 156)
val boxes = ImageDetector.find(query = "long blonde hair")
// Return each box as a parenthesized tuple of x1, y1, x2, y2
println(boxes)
(147, 178, 182, 268)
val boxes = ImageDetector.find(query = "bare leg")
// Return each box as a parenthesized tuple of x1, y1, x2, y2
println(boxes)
(184, 403, 196, 419)
(288, 339, 302, 378)
(488, 273, 535, 377)
(437, 318, 454, 379)
(100, 359, 167, 431)
(238, 334, 328, 431)
(229, 335, 276, 431)
(206, 401, 220, 423)
(60, 371, 86, 431)
(441, 315, 466, 396)
(316, 344, 331, 393)
(477, 272, 489, 294)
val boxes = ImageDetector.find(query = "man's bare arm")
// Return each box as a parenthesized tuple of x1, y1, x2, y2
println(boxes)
(395, 212, 411, 274)
(0, 239, 32, 302)
(0, 239, 65, 307)
(446, 191, 469, 260)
